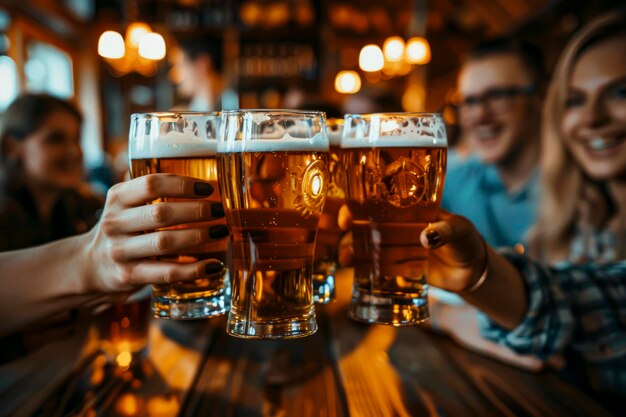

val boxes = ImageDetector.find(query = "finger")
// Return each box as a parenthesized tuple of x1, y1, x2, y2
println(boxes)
(105, 201, 225, 234)
(112, 227, 223, 260)
(122, 259, 225, 287)
(338, 204, 353, 231)
(419, 213, 476, 250)
(107, 174, 215, 207)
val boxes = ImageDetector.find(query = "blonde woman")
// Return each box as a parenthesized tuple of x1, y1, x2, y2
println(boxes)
(421, 10, 626, 408)
(529, 10, 626, 264)
(336, 10, 626, 408)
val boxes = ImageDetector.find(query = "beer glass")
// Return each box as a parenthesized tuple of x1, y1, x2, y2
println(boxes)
(312, 118, 345, 304)
(342, 113, 447, 325)
(128, 112, 229, 319)
(218, 110, 329, 338)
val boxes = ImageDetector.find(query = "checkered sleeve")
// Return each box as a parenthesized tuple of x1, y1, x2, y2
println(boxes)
(479, 250, 576, 360)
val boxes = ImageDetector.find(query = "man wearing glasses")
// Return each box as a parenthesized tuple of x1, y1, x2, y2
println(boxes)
(443, 38, 545, 250)
(431, 38, 547, 369)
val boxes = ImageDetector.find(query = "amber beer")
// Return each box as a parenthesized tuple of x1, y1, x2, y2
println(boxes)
(342, 113, 447, 325)
(218, 110, 329, 339)
(128, 112, 229, 319)
(312, 118, 345, 303)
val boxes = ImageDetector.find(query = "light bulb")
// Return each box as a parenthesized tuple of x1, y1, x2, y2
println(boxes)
(126, 22, 152, 47)
(139, 33, 166, 60)
(359, 44, 384, 72)
(98, 31, 125, 59)
(405, 37, 431, 65)
(334, 70, 362, 94)
(383, 36, 405, 62)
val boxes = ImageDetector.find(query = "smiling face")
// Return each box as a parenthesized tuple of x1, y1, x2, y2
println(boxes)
(458, 53, 541, 166)
(561, 35, 626, 182)
(14, 110, 84, 190)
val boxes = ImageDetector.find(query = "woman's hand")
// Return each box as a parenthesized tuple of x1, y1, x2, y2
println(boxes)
(337, 205, 526, 328)
(337, 205, 487, 293)
(81, 174, 226, 294)
(419, 211, 487, 293)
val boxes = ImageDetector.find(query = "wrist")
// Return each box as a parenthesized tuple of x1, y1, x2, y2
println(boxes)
(460, 238, 489, 294)
(75, 229, 97, 295)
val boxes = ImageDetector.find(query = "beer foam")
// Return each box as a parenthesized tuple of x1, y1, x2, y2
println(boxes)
(131, 135, 217, 159)
(130, 115, 218, 158)
(340, 135, 445, 149)
(217, 132, 329, 153)
(341, 114, 447, 148)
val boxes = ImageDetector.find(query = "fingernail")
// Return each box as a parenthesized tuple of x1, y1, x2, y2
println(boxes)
(194, 182, 214, 196)
(209, 224, 229, 238)
(211, 203, 225, 218)
(426, 230, 442, 248)
(205, 261, 225, 275)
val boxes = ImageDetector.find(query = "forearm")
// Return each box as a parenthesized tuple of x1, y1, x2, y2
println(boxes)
(461, 245, 528, 330)
(0, 232, 108, 335)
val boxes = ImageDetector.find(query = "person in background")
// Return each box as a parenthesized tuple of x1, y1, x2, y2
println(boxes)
(429, 38, 547, 370)
(443, 37, 545, 249)
(169, 32, 224, 111)
(340, 10, 626, 411)
(527, 10, 626, 265)
(0, 94, 102, 251)
(0, 174, 224, 338)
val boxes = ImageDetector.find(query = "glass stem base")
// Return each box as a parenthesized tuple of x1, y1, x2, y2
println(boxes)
(348, 288, 429, 326)
(226, 309, 318, 339)
(152, 290, 229, 320)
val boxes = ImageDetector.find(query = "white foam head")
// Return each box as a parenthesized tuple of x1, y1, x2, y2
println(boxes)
(217, 110, 329, 153)
(341, 113, 447, 149)
(129, 113, 219, 159)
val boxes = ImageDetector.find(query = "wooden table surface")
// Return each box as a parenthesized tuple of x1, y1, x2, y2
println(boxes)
(4, 270, 614, 417)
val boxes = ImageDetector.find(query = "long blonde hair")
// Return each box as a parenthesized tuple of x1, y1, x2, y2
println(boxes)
(528, 10, 626, 262)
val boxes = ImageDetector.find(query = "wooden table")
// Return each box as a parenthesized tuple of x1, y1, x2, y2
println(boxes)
(3, 270, 614, 417)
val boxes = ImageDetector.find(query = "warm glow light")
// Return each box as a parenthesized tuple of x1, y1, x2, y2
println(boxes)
(139, 33, 166, 60)
(98, 31, 125, 59)
(405, 37, 431, 65)
(383, 36, 405, 62)
(359, 44, 384, 72)
(116, 351, 133, 368)
(126, 22, 152, 47)
(334, 70, 362, 94)
(402, 83, 425, 112)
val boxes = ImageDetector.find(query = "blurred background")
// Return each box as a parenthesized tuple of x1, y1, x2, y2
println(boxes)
(0, 0, 621, 176)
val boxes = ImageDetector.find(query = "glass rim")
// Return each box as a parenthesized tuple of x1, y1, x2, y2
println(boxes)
(344, 112, 442, 119)
(130, 111, 221, 119)
(222, 109, 326, 117)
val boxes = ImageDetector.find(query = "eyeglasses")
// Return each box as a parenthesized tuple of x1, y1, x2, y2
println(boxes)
(458, 84, 537, 113)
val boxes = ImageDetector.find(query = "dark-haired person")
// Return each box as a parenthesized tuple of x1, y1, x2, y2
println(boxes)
(431, 39, 547, 369)
(443, 38, 546, 249)
(169, 32, 225, 111)
(0, 94, 102, 251)
(341, 11, 626, 411)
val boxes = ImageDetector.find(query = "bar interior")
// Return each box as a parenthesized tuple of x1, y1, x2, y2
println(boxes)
(0, 0, 625, 415)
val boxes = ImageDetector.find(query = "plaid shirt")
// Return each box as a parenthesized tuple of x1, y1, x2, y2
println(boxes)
(480, 250, 626, 395)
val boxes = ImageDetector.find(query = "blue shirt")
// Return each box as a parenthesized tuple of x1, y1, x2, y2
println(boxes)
(481, 251, 626, 396)
(442, 156, 539, 248)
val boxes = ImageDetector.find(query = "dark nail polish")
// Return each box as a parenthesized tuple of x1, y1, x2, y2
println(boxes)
(205, 261, 225, 275)
(194, 182, 214, 196)
(209, 224, 229, 239)
(426, 230, 442, 248)
(211, 203, 225, 218)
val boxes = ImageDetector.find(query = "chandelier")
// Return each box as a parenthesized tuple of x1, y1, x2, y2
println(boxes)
(97, 22, 166, 77)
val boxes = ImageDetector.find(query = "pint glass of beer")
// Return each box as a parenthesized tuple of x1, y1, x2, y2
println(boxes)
(218, 110, 329, 338)
(312, 118, 346, 304)
(128, 112, 229, 319)
(342, 113, 447, 325)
